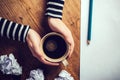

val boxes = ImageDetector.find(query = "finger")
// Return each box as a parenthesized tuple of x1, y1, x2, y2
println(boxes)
(34, 53, 59, 66)
(67, 43, 74, 58)
(29, 43, 59, 66)
(41, 57, 59, 66)
(66, 37, 74, 58)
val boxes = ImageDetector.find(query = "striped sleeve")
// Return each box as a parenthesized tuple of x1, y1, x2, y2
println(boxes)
(0, 17, 30, 43)
(45, 0, 65, 19)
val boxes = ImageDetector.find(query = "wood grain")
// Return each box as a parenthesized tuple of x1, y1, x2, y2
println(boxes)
(0, 0, 80, 80)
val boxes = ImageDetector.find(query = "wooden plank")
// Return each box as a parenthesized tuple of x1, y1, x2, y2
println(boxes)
(0, 0, 80, 80)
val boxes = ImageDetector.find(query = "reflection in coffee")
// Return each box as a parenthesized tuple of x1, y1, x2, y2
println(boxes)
(43, 35, 67, 59)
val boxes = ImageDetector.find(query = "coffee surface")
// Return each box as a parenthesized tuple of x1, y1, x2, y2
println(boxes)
(43, 35, 67, 59)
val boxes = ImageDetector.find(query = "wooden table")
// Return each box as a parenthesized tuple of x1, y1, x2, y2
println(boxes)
(0, 0, 80, 80)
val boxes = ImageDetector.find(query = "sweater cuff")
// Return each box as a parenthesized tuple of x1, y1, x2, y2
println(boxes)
(0, 17, 30, 43)
(45, 0, 65, 19)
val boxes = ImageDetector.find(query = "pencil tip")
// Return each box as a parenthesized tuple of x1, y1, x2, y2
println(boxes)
(87, 40, 90, 45)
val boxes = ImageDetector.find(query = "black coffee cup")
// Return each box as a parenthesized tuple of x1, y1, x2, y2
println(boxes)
(40, 32, 69, 66)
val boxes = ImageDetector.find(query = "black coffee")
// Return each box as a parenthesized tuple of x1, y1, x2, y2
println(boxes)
(43, 35, 67, 59)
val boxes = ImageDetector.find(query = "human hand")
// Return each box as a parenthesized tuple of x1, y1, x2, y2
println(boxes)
(47, 17, 74, 58)
(26, 29, 59, 66)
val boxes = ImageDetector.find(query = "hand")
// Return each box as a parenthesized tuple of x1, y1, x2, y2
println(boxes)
(26, 29, 59, 66)
(47, 17, 74, 58)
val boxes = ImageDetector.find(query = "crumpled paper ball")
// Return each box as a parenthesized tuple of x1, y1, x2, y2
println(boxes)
(54, 70, 74, 80)
(26, 69, 44, 80)
(0, 53, 22, 75)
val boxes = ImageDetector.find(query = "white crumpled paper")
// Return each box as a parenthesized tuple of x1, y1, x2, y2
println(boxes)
(54, 70, 74, 80)
(0, 53, 22, 75)
(26, 69, 44, 80)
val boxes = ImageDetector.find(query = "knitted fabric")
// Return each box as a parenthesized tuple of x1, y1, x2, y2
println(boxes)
(0, 17, 30, 42)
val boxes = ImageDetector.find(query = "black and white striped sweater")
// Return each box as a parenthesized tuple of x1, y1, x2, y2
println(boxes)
(0, 17, 30, 43)
(0, 0, 64, 42)
(45, 0, 65, 19)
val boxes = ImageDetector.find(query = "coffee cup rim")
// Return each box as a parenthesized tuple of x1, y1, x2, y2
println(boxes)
(40, 32, 69, 62)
